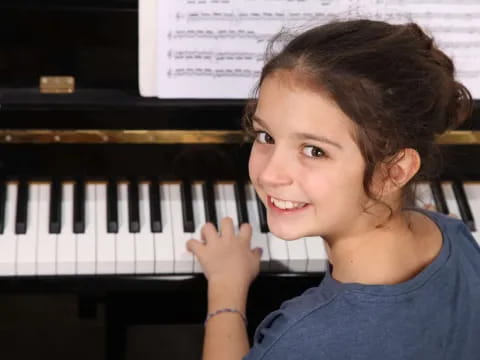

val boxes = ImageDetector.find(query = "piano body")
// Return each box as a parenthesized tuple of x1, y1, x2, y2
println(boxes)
(1, 1, 479, 359)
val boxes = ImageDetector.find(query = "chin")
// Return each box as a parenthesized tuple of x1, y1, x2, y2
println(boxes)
(268, 227, 306, 241)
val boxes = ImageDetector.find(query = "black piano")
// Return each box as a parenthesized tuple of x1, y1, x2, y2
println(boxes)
(1, 1, 479, 359)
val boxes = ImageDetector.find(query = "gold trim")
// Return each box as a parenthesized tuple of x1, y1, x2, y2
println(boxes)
(0, 130, 248, 144)
(0, 129, 476, 144)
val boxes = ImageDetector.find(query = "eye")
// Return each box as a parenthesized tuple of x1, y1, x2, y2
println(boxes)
(302, 145, 325, 159)
(255, 131, 274, 144)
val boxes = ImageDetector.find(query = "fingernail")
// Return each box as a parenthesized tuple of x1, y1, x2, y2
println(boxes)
(258, 247, 263, 256)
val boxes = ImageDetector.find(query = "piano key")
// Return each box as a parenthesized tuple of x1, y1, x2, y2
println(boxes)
(117, 183, 135, 274)
(57, 183, 76, 275)
(76, 183, 96, 274)
(49, 180, 62, 234)
(441, 182, 461, 219)
(304, 236, 329, 272)
(128, 179, 140, 233)
(286, 238, 308, 272)
(203, 181, 217, 228)
(246, 184, 270, 270)
(221, 183, 239, 230)
(16, 183, 39, 275)
(256, 194, 269, 233)
(73, 178, 85, 233)
(180, 180, 195, 233)
(266, 232, 289, 272)
(414, 182, 436, 210)
(463, 183, 480, 246)
(96, 183, 116, 274)
(0, 183, 17, 275)
(154, 183, 174, 273)
(214, 182, 227, 227)
(170, 183, 194, 273)
(430, 181, 449, 215)
(15, 180, 29, 234)
(451, 180, 475, 231)
(37, 183, 57, 275)
(192, 183, 206, 273)
(149, 178, 162, 233)
(0, 181, 6, 234)
(135, 182, 155, 274)
(234, 180, 249, 226)
(107, 179, 118, 233)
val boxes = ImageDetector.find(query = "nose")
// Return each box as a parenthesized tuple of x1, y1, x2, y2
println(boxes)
(258, 148, 293, 188)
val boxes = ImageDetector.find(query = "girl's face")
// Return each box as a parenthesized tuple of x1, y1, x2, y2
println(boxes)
(249, 71, 371, 241)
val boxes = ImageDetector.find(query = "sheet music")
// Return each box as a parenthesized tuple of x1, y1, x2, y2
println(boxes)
(139, 0, 480, 99)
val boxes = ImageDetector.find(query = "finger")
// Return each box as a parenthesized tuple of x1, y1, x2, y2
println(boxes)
(186, 239, 204, 255)
(252, 247, 263, 260)
(201, 222, 219, 243)
(238, 222, 252, 242)
(220, 217, 234, 239)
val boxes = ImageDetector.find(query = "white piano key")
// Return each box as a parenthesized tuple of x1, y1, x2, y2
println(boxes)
(245, 184, 270, 271)
(95, 183, 116, 274)
(154, 183, 174, 273)
(442, 182, 461, 218)
(0, 183, 17, 275)
(16, 183, 39, 275)
(77, 183, 96, 274)
(214, 183, 227, 227)
(462, 183, 480, 246)
(286, 238, 307, 273)
(37, 184, 57, 275)
(135, 183, 155, 274)
(304, 236, 329, 273)
(57, 183, 76, 275)
(116, 183, 135, 274)
(169, 183, 194, 273)
(221, 183, 239, 230)
(193, 183, 206, 273)
(267, 232, 289, 272)
(415, 182, 436, 210)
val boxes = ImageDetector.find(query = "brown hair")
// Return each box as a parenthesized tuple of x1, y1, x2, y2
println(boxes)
(242, 19, 473, 219)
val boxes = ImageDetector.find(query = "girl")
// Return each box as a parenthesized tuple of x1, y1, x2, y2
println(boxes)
(187, 19, 480, 359)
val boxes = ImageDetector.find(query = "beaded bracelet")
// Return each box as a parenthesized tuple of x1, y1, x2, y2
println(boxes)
(204, 308, 248, 326)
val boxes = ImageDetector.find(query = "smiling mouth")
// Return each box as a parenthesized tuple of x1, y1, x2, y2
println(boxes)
(268, 196, 309, 210)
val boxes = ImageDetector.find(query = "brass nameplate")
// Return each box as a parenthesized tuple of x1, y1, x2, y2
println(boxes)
(39, 76, 75, 94)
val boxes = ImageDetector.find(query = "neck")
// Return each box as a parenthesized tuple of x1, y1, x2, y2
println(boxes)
(324, 209, 442, 285)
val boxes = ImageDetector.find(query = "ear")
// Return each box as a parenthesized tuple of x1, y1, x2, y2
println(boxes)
(372, 148, 421, 197)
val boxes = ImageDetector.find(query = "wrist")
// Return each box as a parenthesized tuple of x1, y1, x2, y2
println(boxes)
(207, 280, 249, 313)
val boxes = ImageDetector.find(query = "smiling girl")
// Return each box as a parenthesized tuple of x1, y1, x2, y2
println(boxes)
(187, 19, 480, 360)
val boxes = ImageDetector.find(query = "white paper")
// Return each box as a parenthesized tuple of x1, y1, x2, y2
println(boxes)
(138, 0, 480, 99)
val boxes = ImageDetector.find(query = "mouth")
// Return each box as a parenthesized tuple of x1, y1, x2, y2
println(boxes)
(267, 195, 311, 214)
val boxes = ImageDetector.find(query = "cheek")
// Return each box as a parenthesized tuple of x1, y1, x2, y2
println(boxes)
(248, 144, 264, 182)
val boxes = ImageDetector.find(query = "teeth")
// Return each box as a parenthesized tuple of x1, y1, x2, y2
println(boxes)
(270, 197, 307, 210)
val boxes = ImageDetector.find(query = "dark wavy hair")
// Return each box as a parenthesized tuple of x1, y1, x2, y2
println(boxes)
(243, 19, 473, 221)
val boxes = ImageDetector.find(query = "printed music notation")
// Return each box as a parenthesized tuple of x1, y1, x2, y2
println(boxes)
(139, 0, 480, 99)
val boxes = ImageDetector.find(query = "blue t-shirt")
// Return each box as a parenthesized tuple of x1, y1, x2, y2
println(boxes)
(245, 209, 480, 360)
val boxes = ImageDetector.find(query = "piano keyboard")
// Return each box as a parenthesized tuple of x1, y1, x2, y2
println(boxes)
(0, 180, 478, 277)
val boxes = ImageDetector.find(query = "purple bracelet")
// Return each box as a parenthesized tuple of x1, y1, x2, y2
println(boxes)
(204, 308, 248, 326)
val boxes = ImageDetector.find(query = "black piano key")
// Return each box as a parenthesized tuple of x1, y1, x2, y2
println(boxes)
(256, 195, 269, 233)
(202, 181, 217, 229)
(149, 179, 162, 233)
(0, 182, 6, 234)
(73, 179, 85, 233)
(452, 181, 476, 232)
(181, 180, 195, 233)
(234, 180, 249, 226)
(430, 181, 449, 215)
(107, 179, 118, 233)
(128, 179, 140, 233)
(15, 181, 29, 234)
(49, 180, 62, 234)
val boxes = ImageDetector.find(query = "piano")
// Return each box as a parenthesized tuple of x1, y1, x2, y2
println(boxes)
(1, 1, 479, 359)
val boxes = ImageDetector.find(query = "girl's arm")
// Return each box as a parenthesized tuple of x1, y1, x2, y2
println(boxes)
(187, 219, 262, 360)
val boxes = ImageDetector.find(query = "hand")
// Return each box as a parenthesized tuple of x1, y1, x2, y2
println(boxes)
(186, 217, 262, 289)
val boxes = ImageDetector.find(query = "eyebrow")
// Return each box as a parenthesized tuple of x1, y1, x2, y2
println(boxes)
(251, 114, 343, 150)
